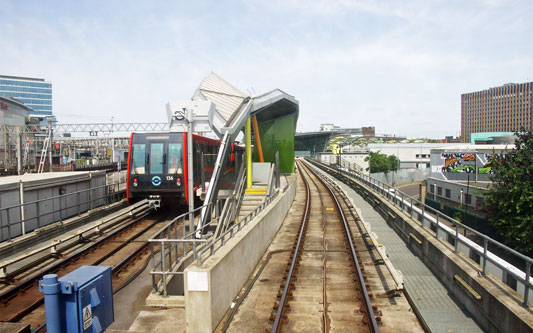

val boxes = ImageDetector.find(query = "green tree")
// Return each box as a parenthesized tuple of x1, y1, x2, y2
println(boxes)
(365, 151, 400, 173)
(485, 129, 533, 257)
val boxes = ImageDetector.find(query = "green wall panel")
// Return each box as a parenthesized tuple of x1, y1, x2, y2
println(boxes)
(253, 114, 295, 173)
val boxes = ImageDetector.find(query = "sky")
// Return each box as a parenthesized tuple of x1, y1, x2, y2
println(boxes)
(1, 0, 532, 138)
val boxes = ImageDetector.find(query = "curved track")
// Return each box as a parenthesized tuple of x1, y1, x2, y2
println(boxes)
(270, 160, 379, 332)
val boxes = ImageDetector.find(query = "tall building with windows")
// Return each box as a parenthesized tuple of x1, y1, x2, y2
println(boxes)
(461, 82, 533, 143)
(0, 75, 53, 118)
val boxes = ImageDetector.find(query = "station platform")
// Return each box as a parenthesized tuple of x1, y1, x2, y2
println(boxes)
(108, 176, 294, 332)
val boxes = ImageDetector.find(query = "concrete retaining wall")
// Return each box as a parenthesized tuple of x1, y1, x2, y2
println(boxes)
(321, 167, 532, 333)
(184, 176, 297, 332)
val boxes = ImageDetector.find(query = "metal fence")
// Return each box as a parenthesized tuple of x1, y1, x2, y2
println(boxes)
(308, 158, 532, 307)
(0, 176, 126, 242)
(148, 163, 281, 297)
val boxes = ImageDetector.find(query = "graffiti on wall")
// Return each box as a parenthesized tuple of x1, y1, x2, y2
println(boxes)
(431, 151, 503, 181)
(477, 153, 496, 174)
(441, 153, 476, 173)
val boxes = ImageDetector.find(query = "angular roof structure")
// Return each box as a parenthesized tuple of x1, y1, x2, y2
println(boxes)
(192, 72, 247, 124)
(192, 72, 298, 139)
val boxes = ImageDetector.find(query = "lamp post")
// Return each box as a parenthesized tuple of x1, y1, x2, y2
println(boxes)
(464, 171, 470, 236)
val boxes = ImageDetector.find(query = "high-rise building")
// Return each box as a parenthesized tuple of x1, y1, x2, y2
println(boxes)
(461, 82, 533, 143)
(0, 75, 53, 118)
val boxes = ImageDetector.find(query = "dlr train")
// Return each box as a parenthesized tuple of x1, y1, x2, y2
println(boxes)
(126, 132, 243, 207)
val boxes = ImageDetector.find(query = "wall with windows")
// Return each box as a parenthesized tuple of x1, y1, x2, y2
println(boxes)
(426, 177, 488, 215)
(0, 76, 53, 116)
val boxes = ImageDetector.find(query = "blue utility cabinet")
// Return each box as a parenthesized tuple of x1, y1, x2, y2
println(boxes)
(39, 266, 114, 333)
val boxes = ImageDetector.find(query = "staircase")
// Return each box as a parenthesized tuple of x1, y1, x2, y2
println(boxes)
(237, 182, 267, 221)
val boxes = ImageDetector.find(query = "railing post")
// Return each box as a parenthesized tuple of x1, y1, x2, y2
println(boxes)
(59, 194, 63, 223)
(182, 216, 186, 258)
(482, 238, 488, 274)
(168, 239, 172, 272)
(150, 243, 156, 292)
(455, 224, 459, 253)
(435, 213, 440, 240)
(161, 242, 167, 297)
(421, 205, 425, 228)
(19, 180, 25, 236)
(89, 186, 93, 210)
(523, 262, 531, 307)
(77, 192, 80, 216)
(174, 220, 178, 260)
(410, 198, 413, 218)
(35, 200, 41, 228)
(52, 196, 55, 224)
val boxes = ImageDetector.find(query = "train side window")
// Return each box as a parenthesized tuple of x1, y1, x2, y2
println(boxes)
(150, 143, 164, 174)
(168, 143, 183, 174)
(131, 144, 146, 174)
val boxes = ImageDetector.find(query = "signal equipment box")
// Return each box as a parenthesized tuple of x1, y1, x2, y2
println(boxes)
(39, 266, 114, 333)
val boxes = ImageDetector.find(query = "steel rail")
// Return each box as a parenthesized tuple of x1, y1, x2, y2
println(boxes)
(0, 207, 155, 323)
(271, 162, 311, 333)
(304, 159, 380, 332)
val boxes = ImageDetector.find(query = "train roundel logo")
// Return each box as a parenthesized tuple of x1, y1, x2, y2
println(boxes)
(151, 176, 162, 186)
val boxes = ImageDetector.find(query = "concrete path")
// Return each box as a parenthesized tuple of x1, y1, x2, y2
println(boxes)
(334, 179, 484, 333)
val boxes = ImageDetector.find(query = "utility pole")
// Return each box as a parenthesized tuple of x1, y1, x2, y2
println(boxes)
(48, 118, 53, 172)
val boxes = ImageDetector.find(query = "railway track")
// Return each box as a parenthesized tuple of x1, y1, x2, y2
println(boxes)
(0, 205, 179, 331)
(270, 159, 379, 332)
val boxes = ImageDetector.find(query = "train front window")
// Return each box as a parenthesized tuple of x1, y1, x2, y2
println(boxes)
(150, 143, 164, 174)
(168, 143, 183, 174)
(131, 144, 146, 174)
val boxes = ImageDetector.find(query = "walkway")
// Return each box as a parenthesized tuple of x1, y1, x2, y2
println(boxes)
(333, 179, 484, 333)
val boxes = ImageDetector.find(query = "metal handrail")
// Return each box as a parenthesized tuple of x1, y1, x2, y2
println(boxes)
(196, 189, 279, 266)
(0, 179, 126, 242)
(148, 175, 281, 296)
(0, 200, 150, 277)
(306, 158, 532, 307)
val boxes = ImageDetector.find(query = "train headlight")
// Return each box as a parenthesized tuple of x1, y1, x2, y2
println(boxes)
(133, 178, 138, 186)
(176, 177, 181, 186)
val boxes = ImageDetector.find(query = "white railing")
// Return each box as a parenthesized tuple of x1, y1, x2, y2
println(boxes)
(308, 158, 532, 307)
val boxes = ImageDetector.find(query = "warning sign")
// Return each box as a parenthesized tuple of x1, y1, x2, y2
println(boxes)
(82, 304, 92, 330)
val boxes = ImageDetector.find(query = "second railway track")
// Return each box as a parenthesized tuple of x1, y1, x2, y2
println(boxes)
(0, 205, 181, 331)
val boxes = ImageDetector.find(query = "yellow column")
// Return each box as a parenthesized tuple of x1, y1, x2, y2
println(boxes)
(246, 117, 252, 189)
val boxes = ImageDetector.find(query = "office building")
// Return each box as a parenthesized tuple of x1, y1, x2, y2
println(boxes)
(0, 75, 53, 118)
(461, 82, 533, 143)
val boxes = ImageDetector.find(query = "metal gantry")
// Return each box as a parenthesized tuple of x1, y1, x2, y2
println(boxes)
(0, 122, 167, 174)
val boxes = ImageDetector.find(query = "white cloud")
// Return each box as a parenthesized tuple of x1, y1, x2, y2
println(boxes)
(0, 0, 531, 139)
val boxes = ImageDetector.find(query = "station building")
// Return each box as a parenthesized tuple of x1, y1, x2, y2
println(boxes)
(0, 75, 53, 118)
(0, 96, 31, 126)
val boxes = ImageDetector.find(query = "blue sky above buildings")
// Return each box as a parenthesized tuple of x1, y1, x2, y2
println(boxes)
(1, 0, 532, 137)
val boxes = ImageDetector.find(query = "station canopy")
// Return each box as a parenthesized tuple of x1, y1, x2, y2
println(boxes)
(192, 72, 299, 173)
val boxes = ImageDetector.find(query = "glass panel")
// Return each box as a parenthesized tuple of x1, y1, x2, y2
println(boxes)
(168, 143, 183, 174)
(131, 144, 146, 174)
(150, 143, 164, 174)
